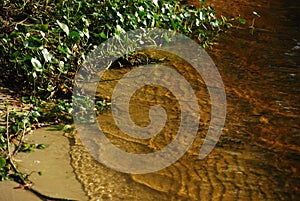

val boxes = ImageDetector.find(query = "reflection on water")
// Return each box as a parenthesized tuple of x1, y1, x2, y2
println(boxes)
(70, 0, 300, 200)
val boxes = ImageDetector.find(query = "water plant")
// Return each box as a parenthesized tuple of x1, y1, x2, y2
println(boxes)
(249, 11, 261, 35)
(1, 0, 230, 100)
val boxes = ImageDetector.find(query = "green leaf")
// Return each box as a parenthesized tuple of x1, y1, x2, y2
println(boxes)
(0, 158, 6, 168)
(115, 25, 125, 34)
(36, 144, 47, 149)
(12, 51, 20, 58)
(56, 20, 69, 36)
(0, 128, 5, 134)
(58, 45, 68, 55)
(23, 55, 32, 61)
(31, 111, 40, 117)
(82, 28, 90, 39)
(40, 24, 49, 31)
(58, 45, 72, 56)
(239, 17, 247, 25)
(253, 11, 260, 17)
(100, 32, 107, 39)
(47, 85, 55, 92)
(32, 71, 37, 78)
(42, 48, 54, 63)
(31, 58, 42, 72)
(23, 36, 43, 49)
(69, 31, 81, 42)
(82, 17, 90, 27)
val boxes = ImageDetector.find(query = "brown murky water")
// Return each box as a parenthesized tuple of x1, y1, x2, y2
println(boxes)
(70, 0, 300, 200)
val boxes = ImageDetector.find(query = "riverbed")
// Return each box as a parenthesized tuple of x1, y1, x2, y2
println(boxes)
(68, 0, 300, 200)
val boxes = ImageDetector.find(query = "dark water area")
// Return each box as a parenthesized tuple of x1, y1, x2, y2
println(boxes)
(207, 0, 300, 170)
(69, 0, 300, 200)
(205, 0, 300, 199)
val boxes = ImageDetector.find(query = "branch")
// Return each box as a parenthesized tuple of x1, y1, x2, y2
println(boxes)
(12, 116, 28, 156)
(5, 104, 11, 159)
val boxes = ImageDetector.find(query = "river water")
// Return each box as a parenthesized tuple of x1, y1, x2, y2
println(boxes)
(70, 0, 300, 200)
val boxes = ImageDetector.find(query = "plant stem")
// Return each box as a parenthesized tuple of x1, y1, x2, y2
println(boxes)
(5, 104, 11, 159)
(12, 119, 26, 156)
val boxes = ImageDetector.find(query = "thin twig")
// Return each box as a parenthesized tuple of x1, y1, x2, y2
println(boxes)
(12, 118, 27, 156)
(6, 104, 11, 159)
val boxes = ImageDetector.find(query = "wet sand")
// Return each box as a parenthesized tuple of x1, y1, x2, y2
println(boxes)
(3, 127, 88, 201)
(0, 181, 41, 201)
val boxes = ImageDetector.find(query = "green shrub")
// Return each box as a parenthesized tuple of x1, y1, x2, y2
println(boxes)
(0, 0, 229, 99)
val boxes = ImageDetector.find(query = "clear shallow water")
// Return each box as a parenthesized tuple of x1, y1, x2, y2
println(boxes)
(70, 0, 300, 200)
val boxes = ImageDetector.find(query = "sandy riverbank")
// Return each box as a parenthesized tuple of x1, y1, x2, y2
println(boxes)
(1, 127, 88, 201)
